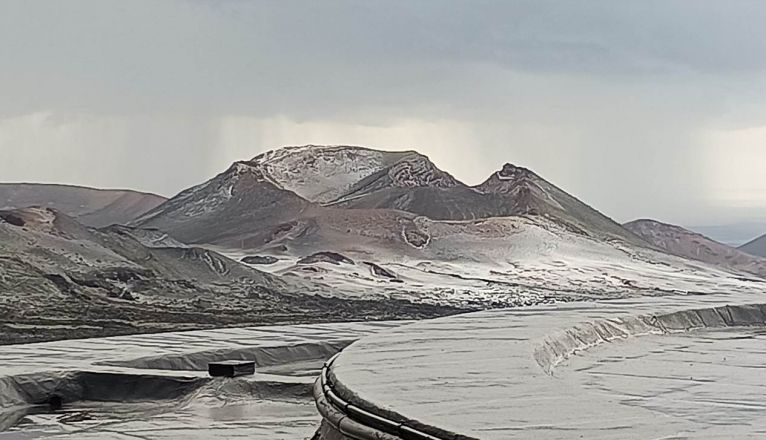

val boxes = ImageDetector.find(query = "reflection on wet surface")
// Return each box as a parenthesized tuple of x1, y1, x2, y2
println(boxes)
(567, 327, 766, 435)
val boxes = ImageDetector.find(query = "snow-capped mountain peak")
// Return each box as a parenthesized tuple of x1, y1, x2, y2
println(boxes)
(250, 145, 412, 203)
(226, 160, 285, 189)
(134, 159, 298, 228)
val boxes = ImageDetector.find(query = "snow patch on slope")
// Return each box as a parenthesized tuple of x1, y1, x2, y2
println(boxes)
(251, 145, 405, 203)
(386, 154, 460, 188)
(215, 214, 766, 310)
(136, 161, 278, 222)
(477, 163, 564, 211)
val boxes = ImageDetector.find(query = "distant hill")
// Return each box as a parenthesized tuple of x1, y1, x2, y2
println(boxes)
(624, 219, 766, 278)
(740, 234, 766, 258)
(690, 222, 766, 247)
(0, 183, 167, 227)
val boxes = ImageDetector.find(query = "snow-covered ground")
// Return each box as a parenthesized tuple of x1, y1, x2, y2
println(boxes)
(219, 215, 765, 309)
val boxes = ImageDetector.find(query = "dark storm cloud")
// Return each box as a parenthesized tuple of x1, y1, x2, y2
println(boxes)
(4, 0, 766, 117)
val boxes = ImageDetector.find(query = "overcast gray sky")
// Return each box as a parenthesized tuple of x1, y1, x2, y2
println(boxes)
(2, 0, 766, 229)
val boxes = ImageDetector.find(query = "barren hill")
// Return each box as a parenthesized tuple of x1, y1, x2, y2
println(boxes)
(0, 183, 166, 227)
(0, 207, 453, 344)
(134, 161, 313, 245)
(624, 219, 766, 278)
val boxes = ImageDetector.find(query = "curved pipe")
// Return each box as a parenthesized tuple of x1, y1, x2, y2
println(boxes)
(314, 354, 442, 440)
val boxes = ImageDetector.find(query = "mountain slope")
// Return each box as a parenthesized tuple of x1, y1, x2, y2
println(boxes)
(253, 145, 517, 221)
(475, 163, 645, 245)
(263, 146, 643, 244)
(740, 234, 766, 258)
(325, 152, 499, 220)
(0, 183, 166, 227)
(235, 213, 764, 308)
(624, 219, 766, 278)
(136, 145, 645, 252)
(0, 207, 454, 344)
(134, 161, 313, 245)
(124, 145, 766, 310)
(134, 154, 438, 252)
(691, 222, 766, 247)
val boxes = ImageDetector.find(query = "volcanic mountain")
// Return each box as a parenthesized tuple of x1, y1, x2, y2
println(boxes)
(740, 233, 766, 258)
(251, 146, 487, 220)
(127, 145, 766, 306)
(625, 219, 766, 278)
(134, 158, 435, 256)
(475, 163, 644, 244)
(134, 161, 313, 245)
(324, 152, 496, 219)
(0, 183, 166, 227)
(235, 145, 643, 244)
(135, 146, 644, 249)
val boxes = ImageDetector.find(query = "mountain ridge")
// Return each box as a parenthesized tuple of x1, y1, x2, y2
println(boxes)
(134, 160, 314, 245)
(0, 182, 166, 227)
(250, 145, 416, 203)
(254, 145, 645, 244)
(137, 145, 647, 247)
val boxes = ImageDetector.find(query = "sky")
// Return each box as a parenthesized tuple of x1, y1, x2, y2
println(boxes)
(1, 0, 766, 233)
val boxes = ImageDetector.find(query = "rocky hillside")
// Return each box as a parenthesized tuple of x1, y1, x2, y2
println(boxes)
(0, 183, 166, 227)
(0, 207, 455, 344)
(134, 161, 313, 245)
(476, 163, 644, 244)
(624, 219, 766, 278)
(740, 234, 766, 258)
